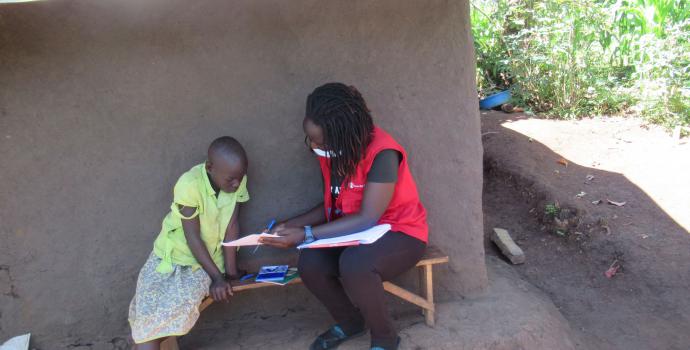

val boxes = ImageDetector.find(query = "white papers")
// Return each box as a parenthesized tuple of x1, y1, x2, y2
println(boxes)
(221, 233, 279, 247)
(297, 224, 391, 249)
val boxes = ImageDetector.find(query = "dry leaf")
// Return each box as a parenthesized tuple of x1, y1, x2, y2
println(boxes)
(576, 191, 587, 198)
(605, 259, 621, 278)
(557, 158, 569, 167)
(592, 199, 602, 205)
(607, 199, 627, 207)
(605, 264, 620, 278)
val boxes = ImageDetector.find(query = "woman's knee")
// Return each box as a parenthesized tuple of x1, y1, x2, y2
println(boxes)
(298, 250, 334, 281)
(339, 249, 375, 285)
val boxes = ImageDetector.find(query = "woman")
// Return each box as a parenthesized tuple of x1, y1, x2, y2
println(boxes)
(261, 83, 428, 350)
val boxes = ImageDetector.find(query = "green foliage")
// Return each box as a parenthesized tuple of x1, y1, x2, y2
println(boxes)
(545, 203, 560, 217)
(471, 1, 513, 96)
(635, 19, 690, 128)
(472, 0, 690, 129)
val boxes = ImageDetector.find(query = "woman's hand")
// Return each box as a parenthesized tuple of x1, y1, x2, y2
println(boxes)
(260, 226, 306, 249)
(266, 222, 286, 234)
(209, 275, 233, 302)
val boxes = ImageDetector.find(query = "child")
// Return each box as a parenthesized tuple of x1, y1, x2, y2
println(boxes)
(128, 136, 249, 349)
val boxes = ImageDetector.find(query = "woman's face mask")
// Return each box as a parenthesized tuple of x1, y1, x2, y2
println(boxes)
(312, 148, 339, 158)
(304, 118, 339, 158)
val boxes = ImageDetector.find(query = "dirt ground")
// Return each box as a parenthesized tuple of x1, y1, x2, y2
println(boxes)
(481, 111, 690, 350)
(178, 256, 577, 350)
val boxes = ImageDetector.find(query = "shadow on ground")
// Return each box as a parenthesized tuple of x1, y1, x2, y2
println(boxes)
(481, 111, 690, 350)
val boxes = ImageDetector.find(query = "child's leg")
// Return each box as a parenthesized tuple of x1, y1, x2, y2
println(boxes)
(135, 338, 162, 350)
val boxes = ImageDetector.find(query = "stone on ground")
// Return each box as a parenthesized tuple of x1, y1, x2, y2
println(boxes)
(491, 228, 526, 264)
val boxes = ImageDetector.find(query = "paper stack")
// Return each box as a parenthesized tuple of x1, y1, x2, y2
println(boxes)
(297, 224, 391, 249)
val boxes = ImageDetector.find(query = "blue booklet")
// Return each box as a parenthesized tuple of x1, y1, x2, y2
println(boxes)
(255, 265, 289, 283)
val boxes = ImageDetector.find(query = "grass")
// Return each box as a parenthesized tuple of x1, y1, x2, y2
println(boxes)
(472, 0, 689, 131)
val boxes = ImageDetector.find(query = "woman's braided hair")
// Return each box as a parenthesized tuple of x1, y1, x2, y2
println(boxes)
(306, 82, 374, 179)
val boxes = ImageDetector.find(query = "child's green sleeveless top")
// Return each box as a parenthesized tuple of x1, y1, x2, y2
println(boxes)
(153, 164, 249, 273)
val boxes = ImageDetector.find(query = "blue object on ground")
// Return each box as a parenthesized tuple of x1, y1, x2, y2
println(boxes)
(479, 90, 511, 110)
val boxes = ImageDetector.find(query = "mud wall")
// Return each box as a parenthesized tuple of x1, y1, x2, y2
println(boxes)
(0, 0, 486, 344)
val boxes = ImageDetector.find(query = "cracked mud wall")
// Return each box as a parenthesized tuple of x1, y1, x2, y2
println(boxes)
(0, 0, 486, 343)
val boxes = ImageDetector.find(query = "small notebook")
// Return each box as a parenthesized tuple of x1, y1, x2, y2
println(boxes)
(255, 265, 289, 283)
(256, 267, 299, 286)
(297, 224, 391, 249)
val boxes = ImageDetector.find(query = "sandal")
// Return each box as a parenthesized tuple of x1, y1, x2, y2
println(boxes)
(309, 325, 366, 350)
(370, 336, 401, 350)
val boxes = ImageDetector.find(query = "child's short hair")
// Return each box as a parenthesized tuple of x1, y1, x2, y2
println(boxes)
(208, 136, 247, 166)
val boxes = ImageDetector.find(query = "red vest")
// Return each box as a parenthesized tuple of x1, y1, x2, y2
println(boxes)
(318, 126, 428, 243)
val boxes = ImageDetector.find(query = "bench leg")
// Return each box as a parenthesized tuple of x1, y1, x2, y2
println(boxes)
(199, 297, 214, 312)
(420, 264, 435, 327)
(157, 298, 212, 350)
(384, 266, 436, 327)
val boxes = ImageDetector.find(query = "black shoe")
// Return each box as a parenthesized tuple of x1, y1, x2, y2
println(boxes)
(309, 325, 366, 350)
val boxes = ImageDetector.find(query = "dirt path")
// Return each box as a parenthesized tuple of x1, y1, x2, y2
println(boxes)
(180, 257, 577, 350)
(481, 112, 690, 350)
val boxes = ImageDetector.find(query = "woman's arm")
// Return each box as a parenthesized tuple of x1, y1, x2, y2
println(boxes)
(180, 206, 233, 302)
(276, 202, 327, 229)
(311, 182, 394, 239)
(261, 150, 400, 248)
(261, 182, 395, 248)
(222, 205, 241, 278)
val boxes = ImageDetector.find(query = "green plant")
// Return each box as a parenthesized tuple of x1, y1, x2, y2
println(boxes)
(471, 0, 513, 98)
(545, 203, 560, 217)
(635, 19, 690, 128)
(471, 0, 690, 129)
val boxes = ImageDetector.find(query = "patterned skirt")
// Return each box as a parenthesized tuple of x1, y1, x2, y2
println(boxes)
(128, 252, 211, 343)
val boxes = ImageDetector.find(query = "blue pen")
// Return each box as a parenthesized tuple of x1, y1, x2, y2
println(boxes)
(266, 219, 276, 231)
(252, 219, 276, 254)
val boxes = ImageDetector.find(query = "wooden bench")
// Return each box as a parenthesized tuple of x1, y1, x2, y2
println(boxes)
(161, 246, 448, 350)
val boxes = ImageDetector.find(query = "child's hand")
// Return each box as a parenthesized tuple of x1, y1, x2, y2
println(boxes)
(209, 276, 233, 302)
(260, 226, 306, 248)
(226, 269, 247, 281)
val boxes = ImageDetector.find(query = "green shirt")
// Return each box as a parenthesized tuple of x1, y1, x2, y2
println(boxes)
(153, 164, 249, 274)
